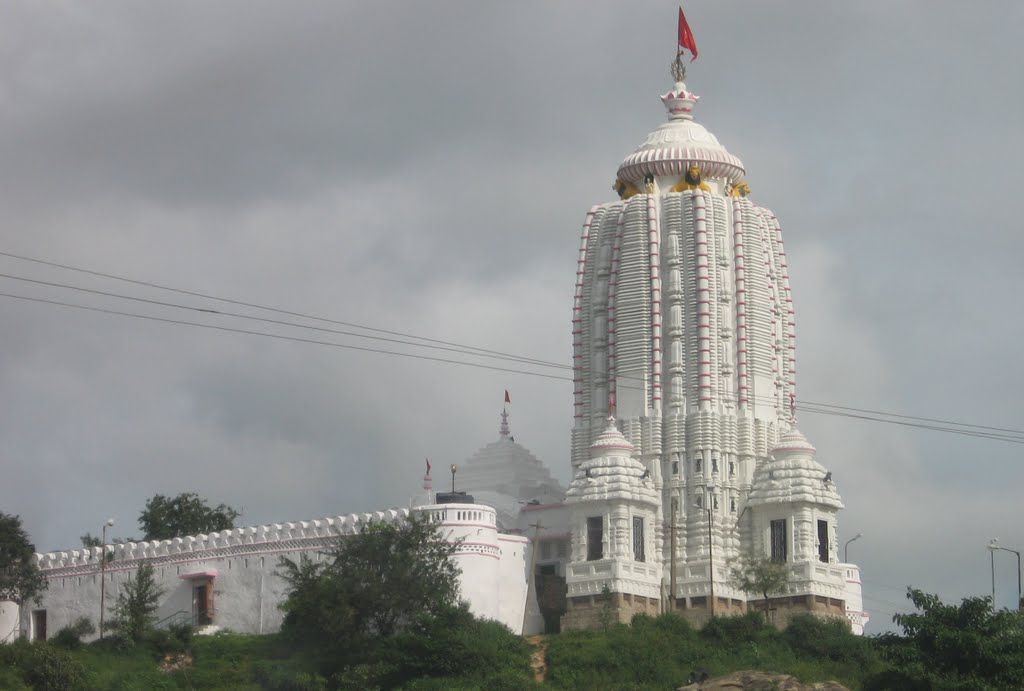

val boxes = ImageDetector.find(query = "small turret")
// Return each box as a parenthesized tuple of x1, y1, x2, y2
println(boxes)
(742, 429, 852, 627)
(562, 417, 662, 630)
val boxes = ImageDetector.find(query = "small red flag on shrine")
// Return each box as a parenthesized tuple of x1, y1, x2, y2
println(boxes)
(678, 6, 698, 62)
(504, 390, 511, 404)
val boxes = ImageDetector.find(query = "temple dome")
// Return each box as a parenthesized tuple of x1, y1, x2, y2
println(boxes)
(747, 428, 844, 509)
(566, 418, 659, 505)
(616, 81, 745, 185)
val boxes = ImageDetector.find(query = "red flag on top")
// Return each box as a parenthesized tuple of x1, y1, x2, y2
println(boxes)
(425, 458, 432, 475)
(678, 6, 698, 63)
(504, 390, 511, 404)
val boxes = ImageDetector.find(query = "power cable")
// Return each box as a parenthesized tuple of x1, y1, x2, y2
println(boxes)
(3, 250, 1022, 445)
(0, 291, 574, 382)
(0, 250, 567, 370)
(0, 271, 569, 371)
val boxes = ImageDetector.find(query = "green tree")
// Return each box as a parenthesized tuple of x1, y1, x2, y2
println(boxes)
(0, 512, 46, 606)
(279, 513, 461, 645)
(106, 561, 165, 643)
(138, 492, 240, 541)
(729, 552, 791, 622)
(865, 588, 1024, 690)
(597, 584, 616, 631)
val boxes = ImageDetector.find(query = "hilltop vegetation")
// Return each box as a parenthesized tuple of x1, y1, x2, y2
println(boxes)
(3, 588, 1023, 690)
(5, 515, 1023, 689)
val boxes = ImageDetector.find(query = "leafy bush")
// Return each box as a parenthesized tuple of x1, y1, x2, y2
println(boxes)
(783, 613, 876, 666)
(379, 604, 534, 688)
(53, 616, 97, 649)
(699, 611, 776, 647)
(144, 621, 193, 656)
(0, 640, 85, 691)
(864, 588, 1024, 690)
(546, 614, 706, 689)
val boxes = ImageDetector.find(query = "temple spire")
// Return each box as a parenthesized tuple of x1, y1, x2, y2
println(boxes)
(500, 389, 512, 439)
(499, 409, 511, 440)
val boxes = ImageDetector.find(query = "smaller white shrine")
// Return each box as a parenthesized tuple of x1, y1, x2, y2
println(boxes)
(562, 416, 662, 628)
(743, 429, 868, 632)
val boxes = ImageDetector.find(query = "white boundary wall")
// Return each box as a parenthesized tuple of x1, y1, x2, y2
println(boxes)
(10, 503, 530, 642)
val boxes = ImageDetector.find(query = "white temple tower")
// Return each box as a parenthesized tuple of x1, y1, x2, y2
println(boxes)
(567, 56, 861, 628)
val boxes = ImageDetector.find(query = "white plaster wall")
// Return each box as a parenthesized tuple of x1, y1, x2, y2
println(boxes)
(497, 534, 530, 633)
(0, 601, 19, 642)
(841, 563, 869, 635)
(23, 548, 319, 641)
(442, 506, 501, 624)
(417, 502, 528, 633)
(25, 504, 531, 641)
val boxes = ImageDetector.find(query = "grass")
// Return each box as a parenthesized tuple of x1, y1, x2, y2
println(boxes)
(6, 612, 887, 690)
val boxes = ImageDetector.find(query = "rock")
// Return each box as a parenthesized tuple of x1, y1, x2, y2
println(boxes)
(677, 670, 849, 691)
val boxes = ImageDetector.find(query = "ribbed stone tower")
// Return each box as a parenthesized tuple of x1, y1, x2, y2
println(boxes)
(567, 59, 861, 628)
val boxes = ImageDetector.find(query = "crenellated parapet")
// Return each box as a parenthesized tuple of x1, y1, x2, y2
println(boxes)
(34, 509, 410, 578)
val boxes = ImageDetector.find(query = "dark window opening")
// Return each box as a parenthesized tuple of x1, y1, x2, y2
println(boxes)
(770, 519, 788, 562)
(817, 520, 829, 563)
(633, 516, 645, 562)
(587, 517, 603, 561)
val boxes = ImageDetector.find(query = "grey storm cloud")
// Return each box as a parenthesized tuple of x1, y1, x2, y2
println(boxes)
(1, 1, 1022, 631)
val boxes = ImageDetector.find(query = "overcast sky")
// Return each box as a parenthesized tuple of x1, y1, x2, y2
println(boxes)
(1, 2, 1022, 633)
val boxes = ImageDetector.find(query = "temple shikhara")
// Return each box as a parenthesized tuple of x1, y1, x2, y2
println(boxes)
(556, 48, 865, 631)
(3, 11, 866, 643)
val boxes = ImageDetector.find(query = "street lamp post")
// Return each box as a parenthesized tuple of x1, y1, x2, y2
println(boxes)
(844, 533, 863, 563)
(988, 538, 1022, 612)
(705, 484, 715, 617)
(99, 518, 114, 640)
(990, 545, 996, 612)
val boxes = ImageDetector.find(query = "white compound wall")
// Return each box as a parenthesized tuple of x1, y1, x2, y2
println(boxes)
(7, 502, 530, 642)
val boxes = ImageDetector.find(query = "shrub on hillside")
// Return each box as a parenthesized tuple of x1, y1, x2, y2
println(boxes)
(0, 640, 85, 691)
(863, 589, 1024, 690)
(546, 614, 705, 689)
(379, 604, 534, 688)
(144, 621, 193, 657)
(699, 611, 775, 647)
(52, 616, 96, 649)
(783, 614, 876, 666)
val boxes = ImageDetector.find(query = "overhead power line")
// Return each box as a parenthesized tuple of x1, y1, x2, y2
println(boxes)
(0, 291, 574, 382)
(0, 249, 566, 370)
(2, 249, 1022, 446)
(0, 271, 568, 371)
